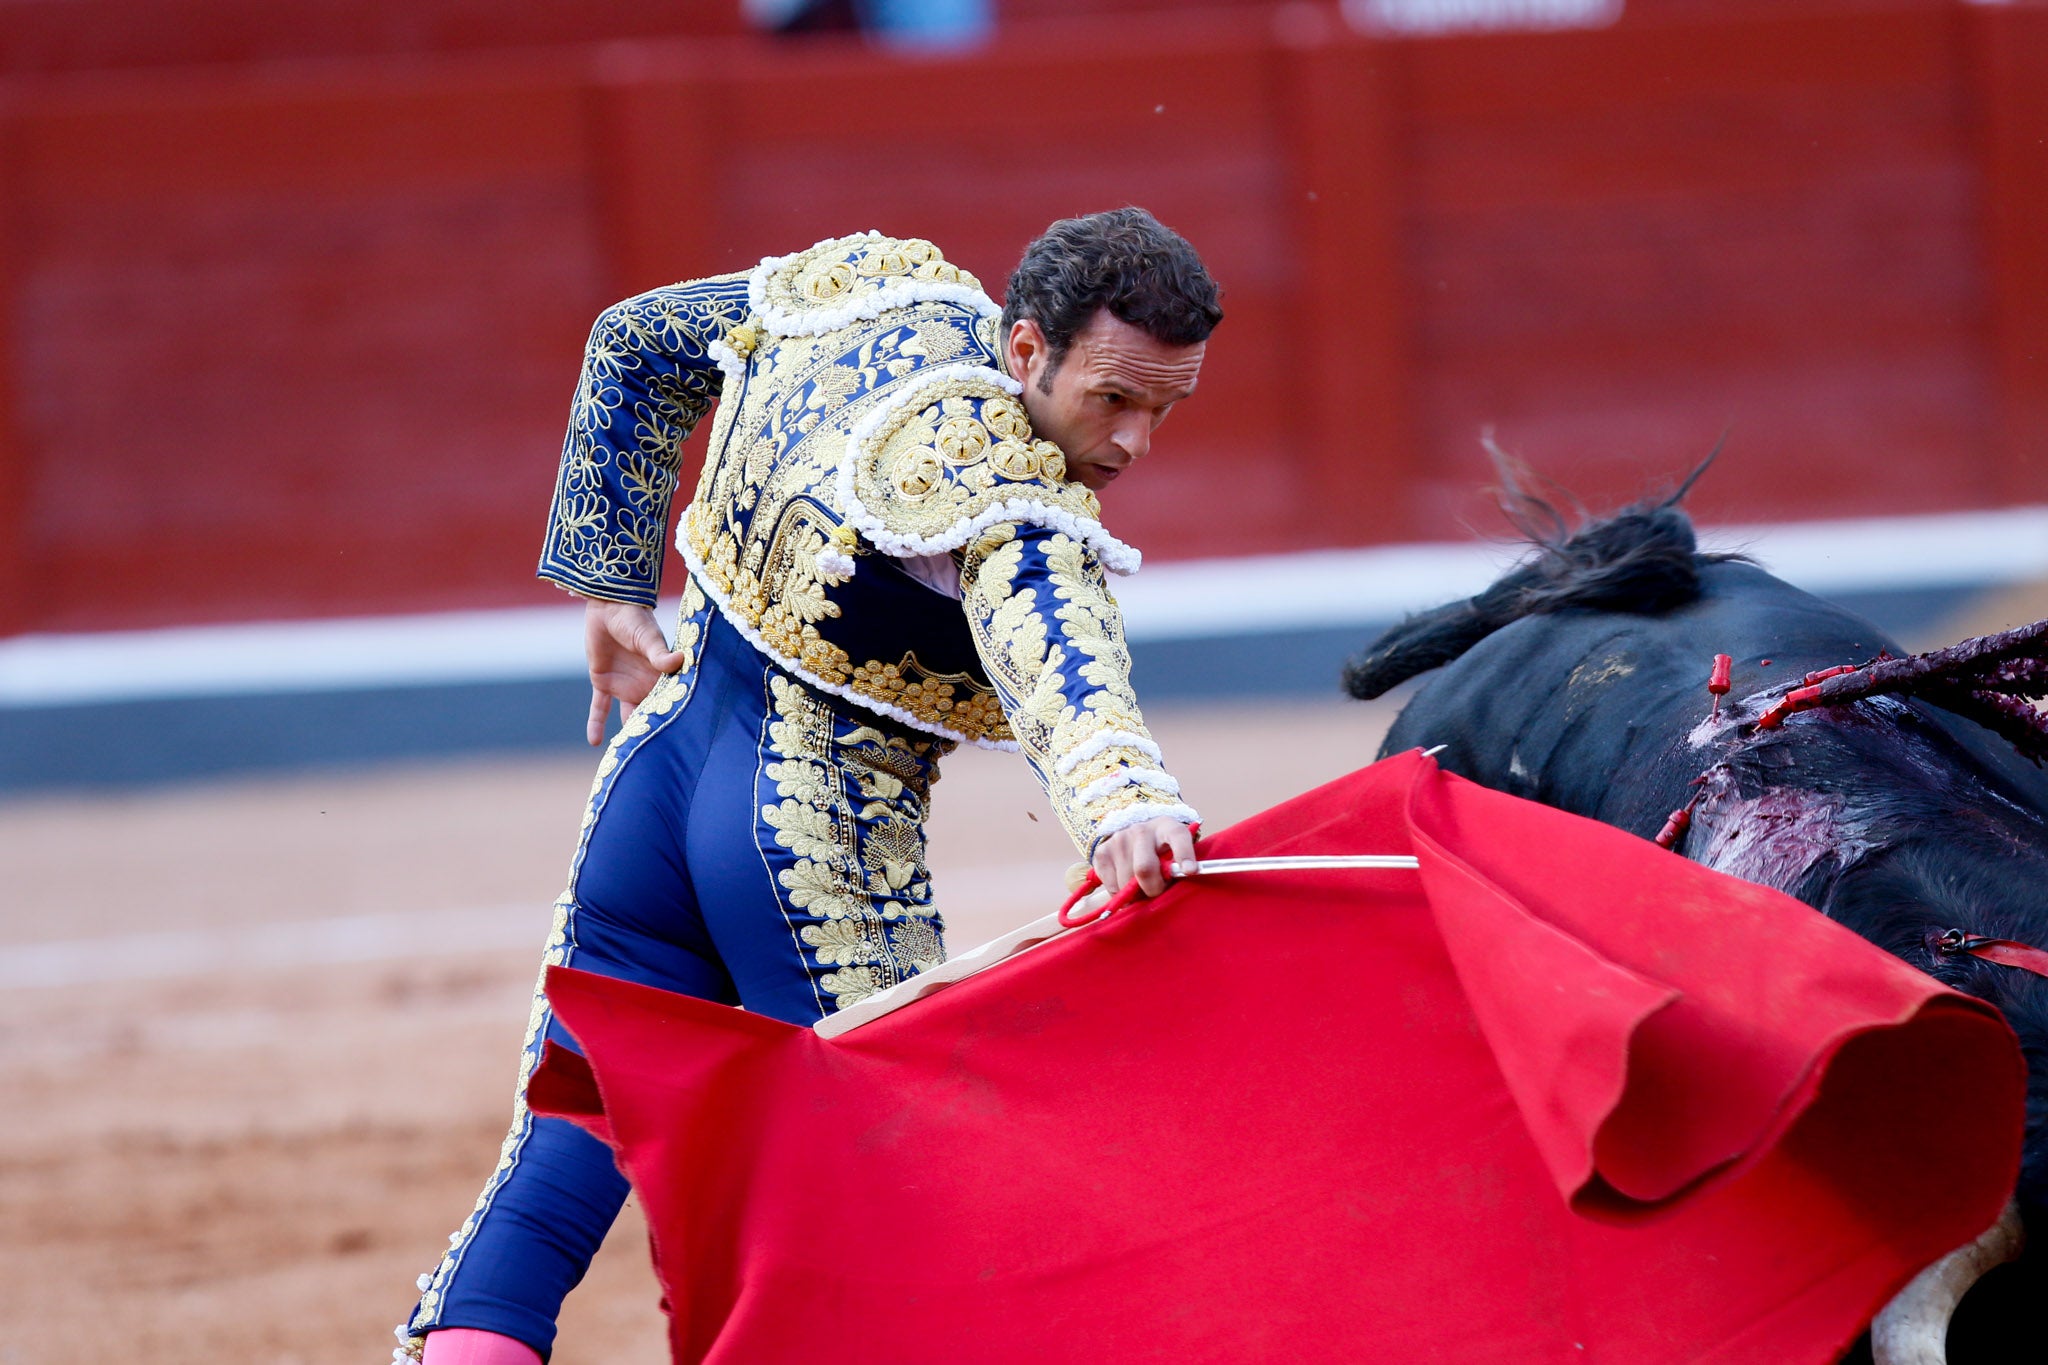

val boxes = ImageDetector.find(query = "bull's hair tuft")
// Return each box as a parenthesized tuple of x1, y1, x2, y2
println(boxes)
(1343, 443, 1737, 700)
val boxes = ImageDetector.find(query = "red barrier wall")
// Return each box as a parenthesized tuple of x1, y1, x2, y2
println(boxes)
(1973, 3, 2048, 503)
(0, 92, 27, 636)
(0, 0, 2043, 635)
(1403, 3, 1998, 524)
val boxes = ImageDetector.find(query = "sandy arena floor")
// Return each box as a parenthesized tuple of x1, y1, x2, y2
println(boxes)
(0, 696, 1395, 1363)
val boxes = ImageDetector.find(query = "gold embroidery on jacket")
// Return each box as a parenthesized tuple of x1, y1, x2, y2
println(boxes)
(756, 235, 982, 320)
(851, 385, 1091, 545)
(679, 282, 1021, 742)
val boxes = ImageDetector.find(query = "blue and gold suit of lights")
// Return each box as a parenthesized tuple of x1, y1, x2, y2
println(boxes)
(399, 234, 1197, 1361)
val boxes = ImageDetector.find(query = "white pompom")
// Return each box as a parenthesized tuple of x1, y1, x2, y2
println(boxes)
(817, 548, 856, 582)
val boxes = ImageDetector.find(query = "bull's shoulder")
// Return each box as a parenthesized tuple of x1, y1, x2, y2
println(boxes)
(1687, 560, 1904, 665)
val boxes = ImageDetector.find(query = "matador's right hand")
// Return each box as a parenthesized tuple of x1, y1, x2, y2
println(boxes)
(580, 598, 689, 746)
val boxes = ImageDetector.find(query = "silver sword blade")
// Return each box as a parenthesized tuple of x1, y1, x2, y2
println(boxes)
(1166, 855, 1420, 877)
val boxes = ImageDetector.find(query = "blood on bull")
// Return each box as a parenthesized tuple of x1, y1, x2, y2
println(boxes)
(1345, 466, 2048, 1364)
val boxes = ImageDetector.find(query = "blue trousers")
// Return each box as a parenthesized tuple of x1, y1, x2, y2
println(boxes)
(402, 581, 951, 1359)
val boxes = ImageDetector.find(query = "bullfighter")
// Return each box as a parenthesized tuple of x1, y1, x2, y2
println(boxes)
(398, 207, 1223, 1363)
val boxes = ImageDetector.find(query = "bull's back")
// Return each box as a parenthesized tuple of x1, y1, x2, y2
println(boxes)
(1380, 562, 1902, 837)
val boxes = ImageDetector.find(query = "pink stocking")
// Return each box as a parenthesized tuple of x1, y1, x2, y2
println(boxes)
(420, 1328, 544, 1365)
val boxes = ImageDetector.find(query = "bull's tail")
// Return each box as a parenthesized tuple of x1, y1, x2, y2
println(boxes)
(1342, 447, 1734, 700)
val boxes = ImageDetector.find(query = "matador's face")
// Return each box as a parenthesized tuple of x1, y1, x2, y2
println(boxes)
(1003, 310, 1205, 494)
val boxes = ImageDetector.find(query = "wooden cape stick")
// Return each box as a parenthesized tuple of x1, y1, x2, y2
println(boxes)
(816, 856, 1421, 1039)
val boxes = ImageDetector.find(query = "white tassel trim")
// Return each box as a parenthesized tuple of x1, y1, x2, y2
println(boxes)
(679, 541, 1019, 752)
(1074, 766, 1182, 805)
(706, 336, 748, 390)
(838, 365, 1143, 576)
(748, 231, 1001, 339)
(816, 547, 857, 580)
(1091, 802, 1202, 846)
(1054, 729, 1165, 777)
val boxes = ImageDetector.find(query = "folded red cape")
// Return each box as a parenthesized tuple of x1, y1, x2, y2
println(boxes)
(532, 751, 2024, 1364)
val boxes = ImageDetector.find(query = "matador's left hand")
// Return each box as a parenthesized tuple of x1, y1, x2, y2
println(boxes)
(579, 597, 689, 746)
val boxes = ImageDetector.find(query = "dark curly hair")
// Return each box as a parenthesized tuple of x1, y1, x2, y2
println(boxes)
(1000, 208, 1223, 381)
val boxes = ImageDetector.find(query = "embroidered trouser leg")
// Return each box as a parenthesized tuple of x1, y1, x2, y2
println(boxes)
(400, 588, 949, 1361)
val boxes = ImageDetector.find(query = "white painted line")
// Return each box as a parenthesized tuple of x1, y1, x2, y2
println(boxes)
(1696, 507, 2048, 594)
(0, 604, 589, 707)
(1112, 541, 1525, 641)
(1115, 506, 2048, 641)
(1, 861, 1075, 989)
(6, 507, 2046, 706)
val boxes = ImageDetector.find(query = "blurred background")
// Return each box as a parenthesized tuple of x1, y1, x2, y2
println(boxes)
(1, 0, 2044, 1359)
(2, 0, 2045, 785)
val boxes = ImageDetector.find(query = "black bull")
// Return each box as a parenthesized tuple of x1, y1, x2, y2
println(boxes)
(1347, 502, 2048, 1351)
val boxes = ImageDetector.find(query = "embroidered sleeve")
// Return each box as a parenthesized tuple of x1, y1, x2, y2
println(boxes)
(960, 524, 1198, 856)
(840, 367, 1142, 574)
(538, 272, 751, 606)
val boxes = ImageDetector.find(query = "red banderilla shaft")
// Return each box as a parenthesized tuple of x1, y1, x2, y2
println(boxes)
(1755, 684, 1824, 731)
(1708, 654, 1732, 716)
(1655, 795, 1700, 850)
